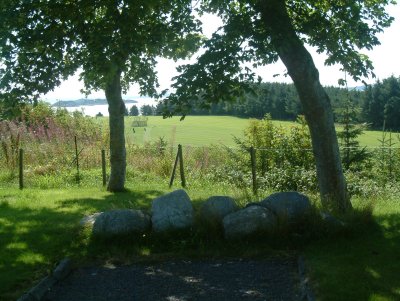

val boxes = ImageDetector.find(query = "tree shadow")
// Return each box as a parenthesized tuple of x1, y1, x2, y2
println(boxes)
(0, 188, 164, 301)
(306, 211, 400, 301)
(45, 259, 300, 301)
(57, 188, 163, 213)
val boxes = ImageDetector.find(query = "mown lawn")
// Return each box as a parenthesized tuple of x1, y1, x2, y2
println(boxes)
(98, 115, 397, 147)
(1, 183, 399, 301)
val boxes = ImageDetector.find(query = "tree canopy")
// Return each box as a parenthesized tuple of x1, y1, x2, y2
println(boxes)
(0, 0, 201, 100)
(0, 0, 202, 191)
(163, 0, 394, 114)
(161, 0, 394, 213)
(129, 105, 139, 116)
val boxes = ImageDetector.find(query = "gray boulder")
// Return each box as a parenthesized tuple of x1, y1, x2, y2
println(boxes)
(200, 196, 237, 225)
(80, 212, 102, 227)
(320, 211, 346, 228)
(223, 206, 277, 240)
(92, 209, 151, 237)
(151, 189, 193, 232)
(260, 191, 311, 224)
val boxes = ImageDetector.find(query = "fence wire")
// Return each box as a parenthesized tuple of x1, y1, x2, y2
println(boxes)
(1, 142, 399, 190)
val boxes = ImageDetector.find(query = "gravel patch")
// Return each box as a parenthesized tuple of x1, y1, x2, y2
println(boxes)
(44, 259, 301, 301)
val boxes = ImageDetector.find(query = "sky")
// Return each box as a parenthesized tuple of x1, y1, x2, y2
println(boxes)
(44, 3, 400, 101)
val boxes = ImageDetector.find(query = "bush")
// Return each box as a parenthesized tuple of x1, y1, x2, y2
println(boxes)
(216, 114, 317, 192)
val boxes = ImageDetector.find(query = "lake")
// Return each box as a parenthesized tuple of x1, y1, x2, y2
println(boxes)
(63, 97, 157, 117)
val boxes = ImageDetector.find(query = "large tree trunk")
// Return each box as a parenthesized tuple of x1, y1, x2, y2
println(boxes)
(105, 70, 126, 192)
(258, 0, 352, 213)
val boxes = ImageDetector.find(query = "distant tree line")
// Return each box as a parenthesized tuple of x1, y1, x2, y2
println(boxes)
(362, 76, 400, 131)
(155, 77, 400, 131)
(3, 79, 398, 131)
(156, 82, 364, 121)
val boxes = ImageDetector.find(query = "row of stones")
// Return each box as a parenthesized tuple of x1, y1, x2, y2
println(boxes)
(82, 190, 327, 240)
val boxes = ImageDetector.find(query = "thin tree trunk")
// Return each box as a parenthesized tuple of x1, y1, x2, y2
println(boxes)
(258, 0, 352, 213)
(105, 70, 126, 192)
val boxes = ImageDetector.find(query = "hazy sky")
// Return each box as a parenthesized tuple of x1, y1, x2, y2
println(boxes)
(44, 3, 400, 101)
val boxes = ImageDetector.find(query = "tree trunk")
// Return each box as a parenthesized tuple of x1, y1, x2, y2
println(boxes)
(258, 0, 352, 213)
(105, 70, 126, 192)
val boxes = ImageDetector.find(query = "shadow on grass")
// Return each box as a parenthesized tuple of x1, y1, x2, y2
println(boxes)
(305, 211, 400, 301)
(0, 188, 164, 301)
(58, 188, 163, 212)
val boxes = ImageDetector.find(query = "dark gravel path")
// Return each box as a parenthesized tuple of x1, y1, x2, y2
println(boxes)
(44, 259, 302, 301)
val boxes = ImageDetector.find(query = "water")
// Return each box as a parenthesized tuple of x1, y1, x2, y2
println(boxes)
(62, 98, 158, 117)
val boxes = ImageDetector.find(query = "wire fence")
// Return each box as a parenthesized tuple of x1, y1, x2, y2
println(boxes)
(1, 140, 400, 193)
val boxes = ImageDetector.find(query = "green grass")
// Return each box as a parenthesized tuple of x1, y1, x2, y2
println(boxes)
(124, 116, 251, 146)
(304, 196, 400, 301)
(0, 181, 254, 300)
(0, 185, 164, 300)
(100, 116, 398, 147)
(358, 129, 399, 147)
(1, 182, 399, 300)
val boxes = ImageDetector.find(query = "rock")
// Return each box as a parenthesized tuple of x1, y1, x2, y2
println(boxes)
(200, 196, 237, 225)
(80, 212, 102, 227)
(223, 206, 277, 240)
(245, 202, 262, 208)
(52, 258, 73, 281)
(320, 211, 346, 228)
(92, 209, 151, 237)
(27, 276, 56, 301)
(260, 192, 311, 224)
(151, 189, 194, 232)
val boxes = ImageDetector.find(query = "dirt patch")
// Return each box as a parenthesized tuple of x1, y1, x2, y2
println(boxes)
(45, 258, 302, 301)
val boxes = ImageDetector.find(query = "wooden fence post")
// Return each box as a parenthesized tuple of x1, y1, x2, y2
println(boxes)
(101, 149, 106, 186)
(250, 146, 257, 195)
(169, 146, 180, 188)
(74, 136, 80, 183)
(178, 144, 186, 188)
(19, 148, 23, 190)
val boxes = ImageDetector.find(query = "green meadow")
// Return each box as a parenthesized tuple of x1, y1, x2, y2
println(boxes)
(1, 114, 399, 301)
(100, 116, 398, 148)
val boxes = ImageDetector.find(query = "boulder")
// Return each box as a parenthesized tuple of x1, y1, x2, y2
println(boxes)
(320, 211, 346, 228)
(259, 191, 311, 224)
(200, 196, 237, 225)
(92, 209, 151, 237)
(223, 206, 277, 240)
(80, 212, 102, 227)
(151, 189, 193, 232)
(245, 202, 262, 208)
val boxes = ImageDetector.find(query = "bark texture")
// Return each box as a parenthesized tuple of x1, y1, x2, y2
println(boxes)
(105, 70, 126, 192)
(258, 0, 352, 213)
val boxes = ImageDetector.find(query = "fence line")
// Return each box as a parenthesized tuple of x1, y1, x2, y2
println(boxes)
(126, 144, 400, 151)
(2, 142, 400, 190)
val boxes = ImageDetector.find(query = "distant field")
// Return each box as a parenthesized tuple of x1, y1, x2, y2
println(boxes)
(99, 116, 398, 148)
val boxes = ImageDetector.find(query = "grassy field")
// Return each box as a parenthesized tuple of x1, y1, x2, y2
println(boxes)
(1, 181, 399, 300)
(0, 181, 251, 300)
(98, 116, 398, 147)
